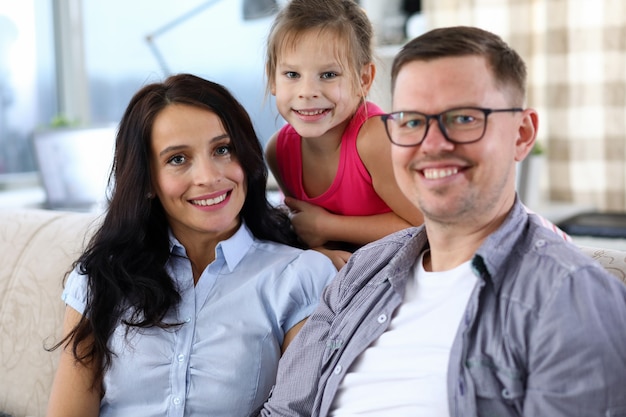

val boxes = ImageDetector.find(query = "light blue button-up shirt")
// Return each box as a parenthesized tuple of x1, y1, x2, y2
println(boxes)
(62, 222, 336, 417)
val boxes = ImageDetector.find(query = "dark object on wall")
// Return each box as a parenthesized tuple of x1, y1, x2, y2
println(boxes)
(403, 0, 421, 14)
(557, 211, 626, 239)
(243, 0, 278, 20)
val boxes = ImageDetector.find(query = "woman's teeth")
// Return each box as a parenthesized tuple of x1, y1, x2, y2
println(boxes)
(192, 193, 227, 206)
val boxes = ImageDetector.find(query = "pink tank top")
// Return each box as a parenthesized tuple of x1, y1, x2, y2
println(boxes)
(275, 102, 391, 216)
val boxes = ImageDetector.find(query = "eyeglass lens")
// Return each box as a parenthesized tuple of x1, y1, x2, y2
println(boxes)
(385, 108, 488, 146)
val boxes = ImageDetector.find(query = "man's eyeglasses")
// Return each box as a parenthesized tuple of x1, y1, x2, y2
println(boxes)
(381, 107, 523, 147)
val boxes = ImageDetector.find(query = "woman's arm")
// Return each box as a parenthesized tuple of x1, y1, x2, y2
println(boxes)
(46, 306, 101, 417)
(281, 318, 307, 354)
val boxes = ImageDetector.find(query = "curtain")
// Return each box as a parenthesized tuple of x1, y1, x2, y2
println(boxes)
(421, 0, 626, 211)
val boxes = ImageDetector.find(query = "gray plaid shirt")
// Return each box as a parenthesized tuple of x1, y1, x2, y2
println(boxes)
(258, 200, 626, 417)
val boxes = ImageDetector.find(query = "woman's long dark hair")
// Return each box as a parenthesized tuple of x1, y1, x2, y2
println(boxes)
(52, 74, 301, 387)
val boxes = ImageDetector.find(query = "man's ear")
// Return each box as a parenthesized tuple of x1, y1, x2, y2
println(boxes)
(514, 108, 539, 162)
(359, 62, 376, 96)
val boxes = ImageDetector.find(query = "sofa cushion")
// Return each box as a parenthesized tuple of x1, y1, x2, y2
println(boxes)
(0, 209, 99, 417)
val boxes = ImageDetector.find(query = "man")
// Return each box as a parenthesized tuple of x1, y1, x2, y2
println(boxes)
(259, 26, 626, 417)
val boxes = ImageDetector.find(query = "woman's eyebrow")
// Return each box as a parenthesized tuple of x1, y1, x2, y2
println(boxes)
(158, 133, 230, 157)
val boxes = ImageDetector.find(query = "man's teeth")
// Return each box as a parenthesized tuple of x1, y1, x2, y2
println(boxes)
(297, 109, 325, 116)
(423, 167, 459, 179)
(192, 193, 227, 206)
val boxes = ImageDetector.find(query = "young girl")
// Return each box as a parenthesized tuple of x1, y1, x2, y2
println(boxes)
(265, 0, 423, 269)
(45, 74, 336, 417)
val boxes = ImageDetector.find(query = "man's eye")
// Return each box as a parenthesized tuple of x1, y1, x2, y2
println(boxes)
(403, 118, 425, 129)
(450, 114, 476, 125)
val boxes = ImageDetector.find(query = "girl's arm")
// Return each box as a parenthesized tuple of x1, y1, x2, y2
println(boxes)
(357, 115, 424, 226)
(284, 197, 412, 247)
(46, 306, 101, 417)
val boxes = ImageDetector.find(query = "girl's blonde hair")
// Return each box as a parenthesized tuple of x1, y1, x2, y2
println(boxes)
(265, 0, 374, 97)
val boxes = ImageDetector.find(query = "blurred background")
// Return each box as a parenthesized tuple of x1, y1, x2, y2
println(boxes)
(2, 0, 626, 245)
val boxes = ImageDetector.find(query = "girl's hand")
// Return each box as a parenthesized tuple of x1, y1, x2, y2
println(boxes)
(284, 197, 333, 248)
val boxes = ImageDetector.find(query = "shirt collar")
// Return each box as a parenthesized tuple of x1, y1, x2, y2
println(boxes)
(473, 198, 530, 288)
(167, 222, 255, 272)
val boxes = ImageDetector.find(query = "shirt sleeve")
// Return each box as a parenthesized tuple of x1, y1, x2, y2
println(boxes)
(523, 263, 626, 415)
(278, 249, 337, 332)
(61, 267, 89, 315)
(259, 253, 350, 416)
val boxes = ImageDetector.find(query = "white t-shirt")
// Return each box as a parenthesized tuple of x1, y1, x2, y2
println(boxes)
(330, 251, 477, 417)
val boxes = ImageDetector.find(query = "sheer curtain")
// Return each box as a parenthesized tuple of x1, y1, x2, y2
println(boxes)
(422, 0, 626, 211)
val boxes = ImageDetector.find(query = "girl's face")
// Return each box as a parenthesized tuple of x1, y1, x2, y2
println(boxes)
(271, 29, 373, 141)
(150, 103, 246, 247)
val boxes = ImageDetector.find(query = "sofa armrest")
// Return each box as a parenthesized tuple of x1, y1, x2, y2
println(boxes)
(578, 245, 626, 285)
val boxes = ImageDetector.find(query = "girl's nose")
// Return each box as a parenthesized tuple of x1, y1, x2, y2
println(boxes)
(298, 76, 319, 99)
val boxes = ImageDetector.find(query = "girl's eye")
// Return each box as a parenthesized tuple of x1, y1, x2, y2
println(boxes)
(321, 72, 337, 79)
(284, 71, 299, 79)
(167, 154, 186, 166)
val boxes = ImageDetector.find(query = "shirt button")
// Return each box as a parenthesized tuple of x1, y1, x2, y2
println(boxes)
(535, 239, 546, 248)
(377, 314, 387, 323)
(172, 397, 182, 405)
(185, 317, 191, 323)
(177, 354, 185, 362)
(333, 365, 342, 374)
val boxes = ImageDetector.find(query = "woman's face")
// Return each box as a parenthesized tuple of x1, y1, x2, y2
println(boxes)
(149, 103, 246, 246)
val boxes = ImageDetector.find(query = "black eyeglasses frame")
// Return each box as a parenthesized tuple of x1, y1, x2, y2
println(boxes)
(381, 107, 524, 147)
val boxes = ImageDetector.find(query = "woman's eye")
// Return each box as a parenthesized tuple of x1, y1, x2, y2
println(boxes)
(167, 155, 186, 165)
(215, 145, 231, 156)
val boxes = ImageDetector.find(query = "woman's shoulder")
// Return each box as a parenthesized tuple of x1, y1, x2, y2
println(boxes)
(253, 239, 331, 264)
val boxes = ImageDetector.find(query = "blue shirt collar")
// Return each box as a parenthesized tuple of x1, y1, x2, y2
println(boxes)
(168, 222, 255, 272)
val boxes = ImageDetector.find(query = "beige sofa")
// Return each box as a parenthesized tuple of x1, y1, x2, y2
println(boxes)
(1, 208, 625, 417)
(0, 209, 99, 417)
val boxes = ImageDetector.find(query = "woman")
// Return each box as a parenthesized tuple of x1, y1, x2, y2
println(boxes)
(46, 74, 336, 417)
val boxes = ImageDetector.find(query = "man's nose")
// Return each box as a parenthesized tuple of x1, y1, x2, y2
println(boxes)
(419, 118, 454, 152)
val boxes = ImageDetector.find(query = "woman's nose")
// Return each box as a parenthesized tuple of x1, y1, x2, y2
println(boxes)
(193, 158, 222, 185)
